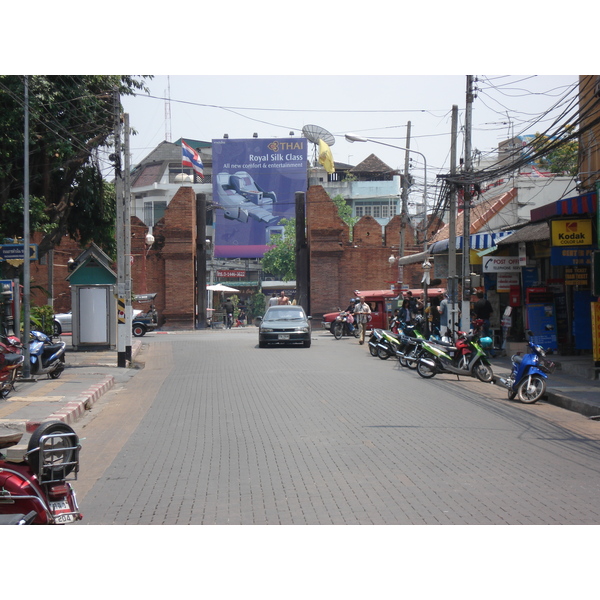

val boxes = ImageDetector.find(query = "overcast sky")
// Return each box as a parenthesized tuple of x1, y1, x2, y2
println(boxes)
(121, 74, 579, 189)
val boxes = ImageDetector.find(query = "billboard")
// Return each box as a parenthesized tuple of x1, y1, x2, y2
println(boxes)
(211, 138, 308, 258)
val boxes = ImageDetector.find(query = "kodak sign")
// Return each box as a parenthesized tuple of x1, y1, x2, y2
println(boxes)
(551, 219, 593, 247)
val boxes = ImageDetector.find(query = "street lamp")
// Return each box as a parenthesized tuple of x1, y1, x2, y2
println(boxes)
(344, 134, 428, 235)
(346, 132, 430, 306)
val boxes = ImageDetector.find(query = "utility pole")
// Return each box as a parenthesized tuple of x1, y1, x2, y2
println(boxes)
(295, 191, 309, 312)
(448, 105, 459, 336)
(399, 121, 411, 287)
(124, 113, 132, 362)
(196, 193, 207, 329)
(114, 90, 126, 367)
(22, 76, 32, 379)
(461, 76, 474, 332)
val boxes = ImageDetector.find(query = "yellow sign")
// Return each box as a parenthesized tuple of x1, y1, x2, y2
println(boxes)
(592, 302, 600, 362)
(551, 219, 593, 247)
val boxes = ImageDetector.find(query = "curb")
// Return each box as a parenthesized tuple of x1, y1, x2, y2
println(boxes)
(25, 375, 115, 432)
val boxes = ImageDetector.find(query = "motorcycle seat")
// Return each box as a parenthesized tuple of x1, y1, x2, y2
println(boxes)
(0, 353, 24, 367)
(42, 344, 65, 356)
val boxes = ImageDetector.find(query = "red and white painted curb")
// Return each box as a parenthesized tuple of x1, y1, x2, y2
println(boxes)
(26, 375, 115, 432)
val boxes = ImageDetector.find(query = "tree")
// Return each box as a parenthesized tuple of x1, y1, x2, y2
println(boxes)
(331, 193, 358, 228)
(261, 218, 296, 281)
(530, 130, 579, 176)
(0, 75, 151, 270)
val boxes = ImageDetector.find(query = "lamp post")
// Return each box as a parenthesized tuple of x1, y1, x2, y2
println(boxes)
(346, 133, 430, 308)
(344, 134, 428, 245)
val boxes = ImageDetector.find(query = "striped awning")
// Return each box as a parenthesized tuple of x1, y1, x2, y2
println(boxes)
(530, 191, 597, 222)
(428, 230, 515, 254)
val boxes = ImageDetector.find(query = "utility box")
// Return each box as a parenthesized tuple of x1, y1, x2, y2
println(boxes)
(66, 244, 117, 350)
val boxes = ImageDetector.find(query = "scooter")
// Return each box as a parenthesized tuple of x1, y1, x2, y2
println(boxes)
(372, 328, 403, 360)
(0, 421, 82, 524)
(416, 330, 494, 382)
(0, 334, 24, 398)
(29, 330, 66, 379)
(497, 338, 555, 404)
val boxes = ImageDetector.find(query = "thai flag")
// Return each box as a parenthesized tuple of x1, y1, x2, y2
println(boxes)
(181, 140, 204, 179)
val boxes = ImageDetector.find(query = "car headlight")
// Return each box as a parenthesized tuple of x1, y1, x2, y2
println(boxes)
(261, 328, 273, 332)
(297, 327, 309, 333)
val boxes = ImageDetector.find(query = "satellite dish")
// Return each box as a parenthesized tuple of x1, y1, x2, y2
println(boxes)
(302, 124, 335, 146)
(302, 124, 335, 166)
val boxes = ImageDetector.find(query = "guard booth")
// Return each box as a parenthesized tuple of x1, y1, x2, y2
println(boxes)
(67, 244, 117, 350)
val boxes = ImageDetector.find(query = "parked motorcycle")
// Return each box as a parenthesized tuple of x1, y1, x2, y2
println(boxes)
(395, 317, 428, 369)
(416, 330, 494, 382)
(29, 330, 66, 379)
(332, 311, 359, 340)
(497, 338, 555, 403)
(0, 421, 82, 524)
(371, 328, 403, 360)
(0, 334, 24, 398)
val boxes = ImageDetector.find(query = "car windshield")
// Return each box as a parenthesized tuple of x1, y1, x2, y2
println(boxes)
(266, 310, 304, 321)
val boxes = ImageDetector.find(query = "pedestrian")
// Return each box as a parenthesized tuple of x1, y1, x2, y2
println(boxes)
(473, 291, 493, 337)
(277, 291, 291, 305)
(268, 293, 278, 307)
(222, 298, 235, 329)
(437, 292, 450, 338)
(353, 297, 372, 345)
(398, 298, 412, 326)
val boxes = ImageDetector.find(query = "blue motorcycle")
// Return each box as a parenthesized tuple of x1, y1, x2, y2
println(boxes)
(499, 338, 555, 404)
(29, 330, 66, 379)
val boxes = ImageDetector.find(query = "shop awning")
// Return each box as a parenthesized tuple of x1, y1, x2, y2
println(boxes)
(530, 191, 597, 222)
(428, 230, 515, 254)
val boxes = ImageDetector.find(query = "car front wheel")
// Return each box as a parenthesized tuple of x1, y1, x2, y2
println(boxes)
(53, 321, 62, 336)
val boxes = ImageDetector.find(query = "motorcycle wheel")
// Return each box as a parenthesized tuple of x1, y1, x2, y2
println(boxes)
(332, 322, 343, 340)
(517, 375, 546, 404)
(369, 342, 378, 357)
(27, 420, 78, 481)
(406, 347, 420, 370)
(49, 364, 64, 380)
(416, 358, 437, 379)
(507, 388, 517, 401)
(377, 345, 391, 360)
(474, 361, 494, 383)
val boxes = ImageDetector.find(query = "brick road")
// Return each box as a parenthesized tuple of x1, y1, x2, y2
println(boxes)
(75, 328, 600, 525)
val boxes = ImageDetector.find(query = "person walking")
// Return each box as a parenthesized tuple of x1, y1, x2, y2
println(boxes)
(353, 297, 371, 345)
(222, 298, 235, 329)
(277, 291, 291, 305)
(268, 293, 278, 307)
(437, 292, 450, 338)
(473, 291, 493, 337)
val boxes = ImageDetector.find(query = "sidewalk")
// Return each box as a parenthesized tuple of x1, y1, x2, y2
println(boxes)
(489, 352, 600, 418)
(0, 335, 143, 453)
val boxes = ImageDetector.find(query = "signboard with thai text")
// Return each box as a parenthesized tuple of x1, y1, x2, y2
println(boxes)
(551, 219, 593, 247)
(496, 273, 520, 293)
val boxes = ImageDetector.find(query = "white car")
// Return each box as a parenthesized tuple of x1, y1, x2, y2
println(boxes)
(53, 310, 141, 336)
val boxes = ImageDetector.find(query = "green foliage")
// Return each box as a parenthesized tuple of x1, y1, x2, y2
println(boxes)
(0, 75, 151, 267)
(31, 305, 54, 337)
(530, 130, 579, 176)
(331, 194, 358, 228)
(261, 218, 296, 281)
(248, 292, 266, 320)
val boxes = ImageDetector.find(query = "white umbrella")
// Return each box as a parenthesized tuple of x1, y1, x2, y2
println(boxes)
(206, 283, 240, 292)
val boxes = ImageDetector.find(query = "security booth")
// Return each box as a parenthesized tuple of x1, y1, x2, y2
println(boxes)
(66, 244, 117, 350)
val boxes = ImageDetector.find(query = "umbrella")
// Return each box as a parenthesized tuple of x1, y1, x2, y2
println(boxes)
(206, 283, 240, 292)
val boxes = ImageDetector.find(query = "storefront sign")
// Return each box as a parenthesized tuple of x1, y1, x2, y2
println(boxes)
(216, 269, 245, 278)
(565, 266, 590, 286)
(497, 273, 520, 293)
(592, 302, 600, 362)
(551, 246, 593, 266)
(483, 257, 521, 273)
(551, 219, 593, 247)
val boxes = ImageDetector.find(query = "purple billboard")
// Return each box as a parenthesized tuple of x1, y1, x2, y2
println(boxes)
(211, 138, 308, 258)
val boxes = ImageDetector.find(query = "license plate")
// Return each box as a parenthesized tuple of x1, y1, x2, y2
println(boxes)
(54, 512, 75, 524)
(50, 500, 70, 511)
(278, 334, 290, 340)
